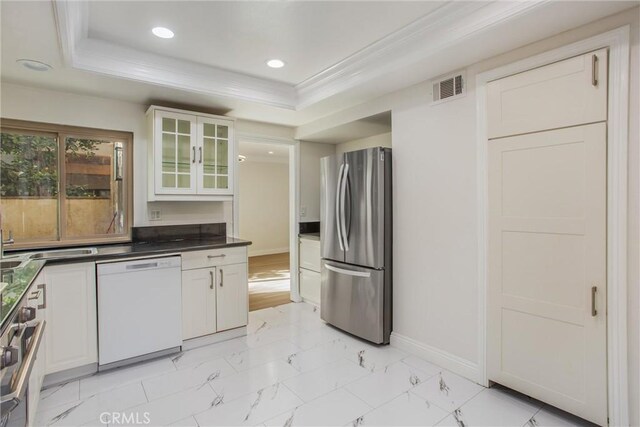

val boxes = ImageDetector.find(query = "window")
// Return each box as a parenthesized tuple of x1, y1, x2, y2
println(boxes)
(0, 119, 133, 249)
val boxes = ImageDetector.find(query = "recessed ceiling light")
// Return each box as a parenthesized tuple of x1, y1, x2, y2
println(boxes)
(152, 27, 174, 39)
(238, 155, 247, 162)
(268, 151, 274, 155)
(266, 59, 285, 69)
(16, 59, 52, 72)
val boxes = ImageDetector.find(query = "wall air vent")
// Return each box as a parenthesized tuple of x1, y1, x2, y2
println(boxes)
(432, 71, 466, 104)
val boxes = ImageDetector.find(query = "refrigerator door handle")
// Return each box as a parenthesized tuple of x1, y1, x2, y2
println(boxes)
(340, 163, 350, 251)
(324, 263, 371, 278)
(336, 162, 345, 251)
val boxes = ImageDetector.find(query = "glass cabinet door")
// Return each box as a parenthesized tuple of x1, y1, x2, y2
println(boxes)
(197, 118, 233, 194)
(155, 111, 196, 194)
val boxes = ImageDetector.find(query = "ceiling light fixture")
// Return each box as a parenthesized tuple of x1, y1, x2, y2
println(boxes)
(266, 59, 285, 69)
(268, 151, 274, 155)
(152, 27, 174, 39)
(238, 155, 247, 162)
(16, 59, 52, 72)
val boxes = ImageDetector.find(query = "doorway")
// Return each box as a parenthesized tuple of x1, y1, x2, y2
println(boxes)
(237, 140, 293, 311)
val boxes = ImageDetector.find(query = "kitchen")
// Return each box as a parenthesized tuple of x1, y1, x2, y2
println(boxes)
(1, 1, 639, 427)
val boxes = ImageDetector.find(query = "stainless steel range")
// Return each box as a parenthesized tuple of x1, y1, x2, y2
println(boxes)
(0, 280, 45, 427)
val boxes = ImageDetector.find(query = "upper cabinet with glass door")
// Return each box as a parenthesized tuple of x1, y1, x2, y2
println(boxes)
(147, 106, 235, 200)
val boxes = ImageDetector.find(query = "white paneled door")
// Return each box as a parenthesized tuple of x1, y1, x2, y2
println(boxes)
(487, 123, 607, 425)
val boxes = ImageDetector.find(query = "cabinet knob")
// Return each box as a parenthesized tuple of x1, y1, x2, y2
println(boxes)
(0, 346, 19, 369)
(19, 306, 36, 323)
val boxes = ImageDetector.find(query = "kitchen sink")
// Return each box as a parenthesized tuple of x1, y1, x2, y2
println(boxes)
(29, 247, 98, 260)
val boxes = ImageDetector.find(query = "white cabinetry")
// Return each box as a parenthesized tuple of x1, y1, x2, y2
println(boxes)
(43, 262, 97, 375)
(181, 247, 248, 340)
(27, 271, 47, 426)
(181, 268, 217, 340)
(216, 263, 248, 331)
(147, 106, 235, 201)
(299, 237, 321, 305)
(487, 49, 607, 139)
(486, 50, 608, 425)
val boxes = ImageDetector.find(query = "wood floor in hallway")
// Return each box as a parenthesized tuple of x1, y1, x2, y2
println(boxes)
(248, 252, 291, 311)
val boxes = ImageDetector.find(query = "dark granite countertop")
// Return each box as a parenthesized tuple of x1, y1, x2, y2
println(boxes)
(44, 236, 252, 264)
(1, 224, 250, 332)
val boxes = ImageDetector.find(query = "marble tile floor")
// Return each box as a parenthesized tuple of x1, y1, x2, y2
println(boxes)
(36, 302, 595, 427)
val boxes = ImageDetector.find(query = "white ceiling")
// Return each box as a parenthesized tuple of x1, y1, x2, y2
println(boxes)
(87, 1, 443, 85)
(1, 1, 637, 131)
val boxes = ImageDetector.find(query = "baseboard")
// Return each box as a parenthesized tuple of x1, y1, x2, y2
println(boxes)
(248, 248, 290, 257)
(301, 297, 319, 307)
(390, 332, 481, 384)
(43, 363, 98, 388)
(182, 326, 247, 351)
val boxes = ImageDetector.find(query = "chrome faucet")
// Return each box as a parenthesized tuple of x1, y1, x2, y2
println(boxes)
(0, 229, 15, 259)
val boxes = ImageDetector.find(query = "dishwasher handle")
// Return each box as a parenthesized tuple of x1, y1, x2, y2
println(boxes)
(126, 262, 158, 270)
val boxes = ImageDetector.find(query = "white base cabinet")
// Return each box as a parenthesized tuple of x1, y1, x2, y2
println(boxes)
(181, 247, 248, 340)
(182, 268, 217, 340)
(299, 237, 321, 305)
(43, 262, 98, 375)
(216, 263, 248, 331)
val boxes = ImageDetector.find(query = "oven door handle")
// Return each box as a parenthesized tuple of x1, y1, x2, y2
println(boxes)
(0, 320, 46, 414)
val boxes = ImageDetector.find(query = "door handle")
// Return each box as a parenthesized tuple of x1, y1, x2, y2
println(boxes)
(336, 163, 345, 251)
(339, 163, 349, 251)
(199, 147, 203, 164)
(37, 283, 46, 310)
(342, 164, 350, 251)
(210, 270, 214, 289)
(591, 54, 598, 87)
(0, 321, 45, 412)
(591, 286, 598, 316)
(324, 263, 371, 278)
(192, 146, 196, 163)
(219, 269, 224, 287)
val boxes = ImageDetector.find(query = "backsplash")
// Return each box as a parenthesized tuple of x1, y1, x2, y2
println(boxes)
(132, 223, 227, 242)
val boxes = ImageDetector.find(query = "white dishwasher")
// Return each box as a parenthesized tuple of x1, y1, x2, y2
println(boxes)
(97, 256, 182, 369)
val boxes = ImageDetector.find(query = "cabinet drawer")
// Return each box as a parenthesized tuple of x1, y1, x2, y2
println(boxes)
(300, 268, 321, 305)
(299, 238, 321, 272)
(181, 247, 247, 270)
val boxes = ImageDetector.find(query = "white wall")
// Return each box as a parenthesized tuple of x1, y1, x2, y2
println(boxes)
(239, 160, 289, 256)
(298, 8, 640, 423)
(0, 83, 293, 235)
(335, 132, 392, 157)
(299, 141, 335, 221)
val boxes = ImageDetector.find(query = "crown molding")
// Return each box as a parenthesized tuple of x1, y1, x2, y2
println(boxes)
(294, 0, 550, 109)
(53, 0, 551, 111)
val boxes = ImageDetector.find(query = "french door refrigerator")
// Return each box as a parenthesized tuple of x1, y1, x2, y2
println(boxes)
(320, 147, 392, 344)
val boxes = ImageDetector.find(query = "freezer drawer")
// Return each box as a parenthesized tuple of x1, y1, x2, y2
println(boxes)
(320, 260, 388, 344)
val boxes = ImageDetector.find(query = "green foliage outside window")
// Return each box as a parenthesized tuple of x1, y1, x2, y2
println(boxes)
(0, 132, 101, 198)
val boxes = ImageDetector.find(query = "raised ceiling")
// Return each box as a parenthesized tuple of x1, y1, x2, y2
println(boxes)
(1, 1, 636, 129)
(86, 1, 443, 85)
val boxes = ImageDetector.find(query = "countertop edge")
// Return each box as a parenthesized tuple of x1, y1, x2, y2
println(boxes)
(44, 239, 252, 265)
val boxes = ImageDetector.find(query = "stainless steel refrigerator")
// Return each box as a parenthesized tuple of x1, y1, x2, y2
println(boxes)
(320, 147, 392, 344)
